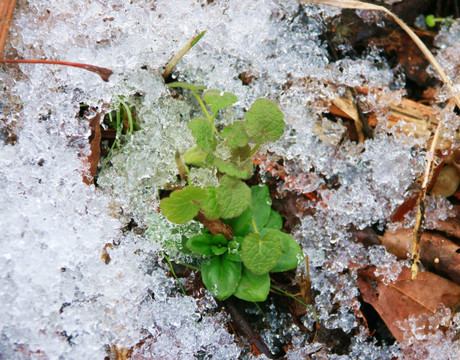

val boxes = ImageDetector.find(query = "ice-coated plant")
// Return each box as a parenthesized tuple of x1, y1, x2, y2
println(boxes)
(160, 82, 302, 302)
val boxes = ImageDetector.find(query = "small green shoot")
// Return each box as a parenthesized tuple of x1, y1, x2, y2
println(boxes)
(159, 84, 303, 302)
(163, 30, 207, 79)
(425, 14, 455, 28)
(104, 99, 139, 159)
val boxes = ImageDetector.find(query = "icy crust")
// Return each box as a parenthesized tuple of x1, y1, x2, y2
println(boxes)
(2, 0, 458, 358)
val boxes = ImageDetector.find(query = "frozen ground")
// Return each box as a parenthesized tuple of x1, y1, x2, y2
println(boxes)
(0, 0, 459, 359)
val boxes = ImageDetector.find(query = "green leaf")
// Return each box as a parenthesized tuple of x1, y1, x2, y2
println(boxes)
(234, 267, 270, 302)
(221, 122, 250, 148)
(269, 231, 303, 273)
(224, 206, 251, 237)
(226, 236, 243, 262)
(242, 232, 281, 275)
(203, 89, 238, 112)
(264, 209, 283, 230)
(183, 146, 207, 167)
(201, 186, 220, 220)
(160, 186, 207, 224)
(216, 175, 251, 219)
(249, 185, 272, 232)
(190, 30, 207, 47)
(201, 255, 242, 300)
(207, 145, 253, 179)
(167, 82, 207, 91)
(188, 117, 216, 152)
(244, 98, 285, 143)
(186, 233, 227, 256)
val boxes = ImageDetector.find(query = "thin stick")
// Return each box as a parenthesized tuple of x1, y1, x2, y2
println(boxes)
(0, 58, 113, 82)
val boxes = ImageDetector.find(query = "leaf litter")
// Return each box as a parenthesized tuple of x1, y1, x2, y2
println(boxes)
(1, 0, 460, 359)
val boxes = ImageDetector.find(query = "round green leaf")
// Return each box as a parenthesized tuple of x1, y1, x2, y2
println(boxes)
(188, 117, 216, 152)
(242, 232, 281, 275)
(160, 186, 207, 224)
(203, 89, 238, 112)
(264, 209, 283, 230)
(244, 98, 285, 143)
(201, 256, 242, 300)
(216, 176, 251, 219)
(270, 231, 303, 273)
(234, 267, 270, 302)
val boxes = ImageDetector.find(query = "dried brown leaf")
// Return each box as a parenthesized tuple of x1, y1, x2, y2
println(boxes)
(357, 266, 460, 342)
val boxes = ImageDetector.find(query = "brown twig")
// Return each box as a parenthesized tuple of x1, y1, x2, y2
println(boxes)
(0, 58, 113, 82)
(0, 0, 17, 56)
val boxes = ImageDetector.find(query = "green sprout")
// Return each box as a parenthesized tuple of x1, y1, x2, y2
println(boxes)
(104, 98, 140, 159)
(159, 83, 303, 302)
(425, 14, 455, 27)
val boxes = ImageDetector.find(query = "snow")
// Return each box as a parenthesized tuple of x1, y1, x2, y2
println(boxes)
(1, 0, 459, 358)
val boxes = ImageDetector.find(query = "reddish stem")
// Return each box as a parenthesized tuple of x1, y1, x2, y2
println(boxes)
(0, 58, 113, 82)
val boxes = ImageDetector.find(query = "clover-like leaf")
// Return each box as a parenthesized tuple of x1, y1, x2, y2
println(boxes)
(269, 231, 303, 273)
(201, 186, 220, 220)
(160, 186, 207, 224)
(244, 98, 285, 143)
(234, 267, 270, 302)
(201, 255, 242, 300)
(188, 117, 216, 153)
(222, 122, 250, 148)
(242, 232, 281, 275)
(216, 175, 251, 219)
(203, 89, 238, 112)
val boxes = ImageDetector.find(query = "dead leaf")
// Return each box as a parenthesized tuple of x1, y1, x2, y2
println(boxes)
(357, 266, 460, 342)
(82, 112, 101, 185)
(381, 229, 460, 285)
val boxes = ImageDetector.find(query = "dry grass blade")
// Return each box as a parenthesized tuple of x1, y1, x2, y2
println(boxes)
(0, 0, 17, 57)
(163, 30, 206, 79)
(303, 0, 459, 107)
(303, 0, 460, 279)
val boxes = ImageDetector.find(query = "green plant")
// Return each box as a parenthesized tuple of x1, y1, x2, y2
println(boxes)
(425, 14, 455, 28)
(160, 82, 303, 301)
(104, 98, 140, 159)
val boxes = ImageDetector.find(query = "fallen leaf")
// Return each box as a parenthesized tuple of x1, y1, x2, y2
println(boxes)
(82, 112, 102, 185)
(381, 228, 460, 284)
(357, 266, 460, 342)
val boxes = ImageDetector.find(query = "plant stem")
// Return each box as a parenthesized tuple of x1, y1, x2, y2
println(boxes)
(271, 285, 319, 342)
(250, 143, 261, 156)
(161, 251, 187, 296)
(178, 262, 200, 271)
(0, 58, 113, 81)
(251, 217, 259, 233)
(191, 89, 221, 137)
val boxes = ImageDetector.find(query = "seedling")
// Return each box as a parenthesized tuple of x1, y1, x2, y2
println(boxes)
(160, 83, 303, 301)
(425, 14, 455, 28)
(103, 98, 140, 159)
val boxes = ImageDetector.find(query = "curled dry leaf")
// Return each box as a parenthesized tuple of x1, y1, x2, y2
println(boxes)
(357, 266, 460, 342)
(82, 112, 102, 185)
